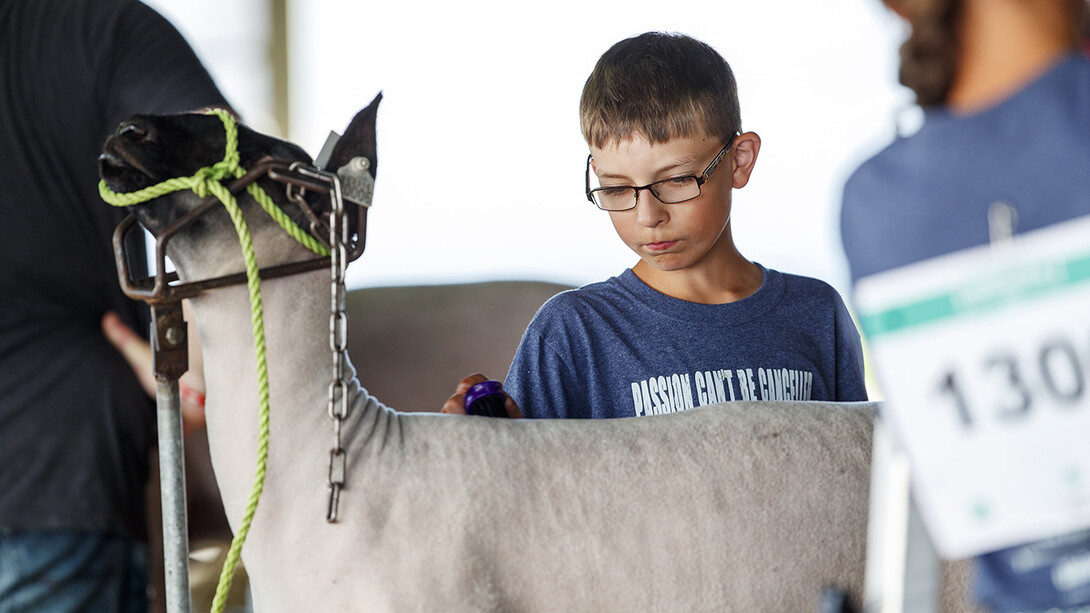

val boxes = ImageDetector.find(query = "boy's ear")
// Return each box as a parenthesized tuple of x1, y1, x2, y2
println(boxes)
(325, 92, 381, 179)
(730, 132, 761, 189)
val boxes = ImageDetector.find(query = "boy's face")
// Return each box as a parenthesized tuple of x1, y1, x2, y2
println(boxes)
(588, 133, 755, 280)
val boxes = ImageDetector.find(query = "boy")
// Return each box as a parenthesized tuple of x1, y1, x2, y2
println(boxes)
(448, 31, 867, 418)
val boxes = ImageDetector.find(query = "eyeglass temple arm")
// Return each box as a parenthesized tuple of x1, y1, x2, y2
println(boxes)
(585, 154, 595, 201)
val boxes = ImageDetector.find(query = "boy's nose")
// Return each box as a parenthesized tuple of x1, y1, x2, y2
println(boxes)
(634, 190, 668, 227)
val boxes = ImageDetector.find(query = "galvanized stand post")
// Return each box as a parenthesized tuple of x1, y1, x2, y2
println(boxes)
(863, 418, 941, 613)
(861, 201, 1022, 613)
(151, 303, 192, 613)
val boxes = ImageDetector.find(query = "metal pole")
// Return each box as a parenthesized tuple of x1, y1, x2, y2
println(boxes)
(156, 379, 192, 613)
(150, 302, 193, 613)
(863, 418, 941, 613)
(269, 0, 290, 139)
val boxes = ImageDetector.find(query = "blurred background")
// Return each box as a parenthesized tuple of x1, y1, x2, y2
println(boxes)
(142, 0, 914, 298)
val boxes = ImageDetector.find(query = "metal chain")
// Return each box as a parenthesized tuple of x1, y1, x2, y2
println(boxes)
(326, 170, 351, 523)
(284, 153, 372, 523)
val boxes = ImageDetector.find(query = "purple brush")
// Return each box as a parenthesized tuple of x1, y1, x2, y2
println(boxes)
(463, 380, 509, 418)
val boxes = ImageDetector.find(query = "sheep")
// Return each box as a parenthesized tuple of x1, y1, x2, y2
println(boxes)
(97, 96, 968, 612)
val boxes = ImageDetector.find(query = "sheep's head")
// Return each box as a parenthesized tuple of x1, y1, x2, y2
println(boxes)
(99, 94, 380, 283)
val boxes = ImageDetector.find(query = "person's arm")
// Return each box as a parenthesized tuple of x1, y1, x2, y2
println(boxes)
(101, 301, 207, 433)
(440, 288, 583, 418)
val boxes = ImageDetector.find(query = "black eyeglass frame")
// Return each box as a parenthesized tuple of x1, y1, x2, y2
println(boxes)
(584, 131, 741, 211)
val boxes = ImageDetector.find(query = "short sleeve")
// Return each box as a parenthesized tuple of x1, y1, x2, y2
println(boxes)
(504, 313, 582, 419)
(833, 292, 869, 402)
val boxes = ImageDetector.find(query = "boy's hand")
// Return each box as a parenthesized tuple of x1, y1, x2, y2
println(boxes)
(441, 373, 523, 418)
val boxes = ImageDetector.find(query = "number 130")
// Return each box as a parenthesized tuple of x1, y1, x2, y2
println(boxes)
(936, 337, 1087, 429)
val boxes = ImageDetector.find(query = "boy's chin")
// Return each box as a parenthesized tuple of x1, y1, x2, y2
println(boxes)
(633, 256, 689, 276)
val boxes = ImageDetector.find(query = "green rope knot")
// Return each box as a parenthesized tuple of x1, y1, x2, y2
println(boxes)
(97, 108, 326, 613)
(98, 108, 327, 257)
(189, 166, 219, 198)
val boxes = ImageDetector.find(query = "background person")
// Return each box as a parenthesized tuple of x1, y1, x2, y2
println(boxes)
(840, 0, 1090, 610)
(0, 0, 227, 609)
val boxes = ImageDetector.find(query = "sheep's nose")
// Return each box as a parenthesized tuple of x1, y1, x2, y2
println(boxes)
(116, 120, 148, 142)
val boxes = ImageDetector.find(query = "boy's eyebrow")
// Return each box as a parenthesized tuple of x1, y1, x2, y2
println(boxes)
(594, 156, 702, 181)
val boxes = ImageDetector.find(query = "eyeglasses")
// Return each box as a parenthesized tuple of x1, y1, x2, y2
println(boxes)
(585, 132, 740, 212)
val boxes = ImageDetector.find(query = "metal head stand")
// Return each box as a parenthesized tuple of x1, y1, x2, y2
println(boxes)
(112, 135, 372, 613)
(149, 302, 195, 613)
(111, 158, 347, 613)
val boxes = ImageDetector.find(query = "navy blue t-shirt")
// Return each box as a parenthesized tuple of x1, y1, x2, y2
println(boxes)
(504, 265, 867, 419)
(841, 54, 1090, 612)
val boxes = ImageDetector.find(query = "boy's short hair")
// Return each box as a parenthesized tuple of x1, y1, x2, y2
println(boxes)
(580, 32, 742, 149)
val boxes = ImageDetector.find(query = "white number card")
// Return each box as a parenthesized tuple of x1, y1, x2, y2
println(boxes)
(855, 214, 1090, 559)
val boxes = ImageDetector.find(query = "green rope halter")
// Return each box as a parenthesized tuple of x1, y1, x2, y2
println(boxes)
(99, 109, 330, 256)
(99, 108, 329, 613)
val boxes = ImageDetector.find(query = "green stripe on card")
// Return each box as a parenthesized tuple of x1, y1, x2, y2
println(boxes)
(861, 253, 1090, 338)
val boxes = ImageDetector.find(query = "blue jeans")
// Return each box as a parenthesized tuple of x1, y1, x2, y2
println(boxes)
(0, 530, 148, 613)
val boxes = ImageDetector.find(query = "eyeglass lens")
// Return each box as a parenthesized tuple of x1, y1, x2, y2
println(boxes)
(591, 177, 701, 210)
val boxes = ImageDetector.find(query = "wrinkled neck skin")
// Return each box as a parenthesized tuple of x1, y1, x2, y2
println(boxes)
(164, 198, 360, 500)
(163, 199, 344, 512)
(187, 268, 344, 512)
(184, 263, 401, 610)
(167, 213, 391, 606)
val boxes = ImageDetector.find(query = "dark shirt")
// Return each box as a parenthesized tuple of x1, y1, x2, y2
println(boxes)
(0, 0, 228, 540)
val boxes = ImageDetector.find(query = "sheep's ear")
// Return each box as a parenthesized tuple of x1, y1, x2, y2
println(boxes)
(325, 92, 381, 180)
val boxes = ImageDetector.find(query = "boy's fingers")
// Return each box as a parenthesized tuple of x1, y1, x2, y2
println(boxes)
(440, 392, 468, 414)
(442, 374, 492, 414)
(456, 373, 490, 394)
(504, 396, 524, 419)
